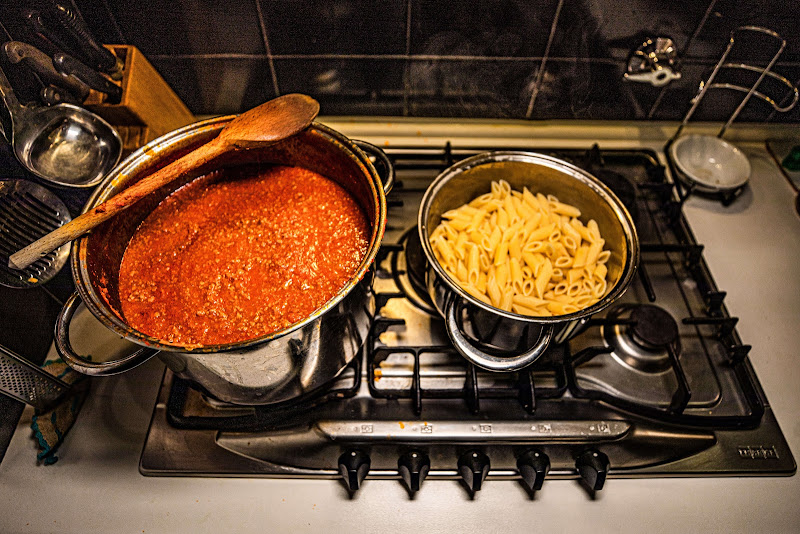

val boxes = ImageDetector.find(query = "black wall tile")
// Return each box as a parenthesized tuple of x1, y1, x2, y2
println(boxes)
(689, 0, 800, 62)
(274, 58, 404, 115)
(410, 0, 558, 58)
(261, 0, 406, 55)
(647, 62, 709, 121)
(149, 57, 275, 115)
(73, 0, 127, 45)
(547, 0, 603, 60)
(406, 58, 538, 118)
(16, 0, 793, 123)
(530, 59, 635, 120)
(557, 0, 713, 61)
(98, 0, 266, 56)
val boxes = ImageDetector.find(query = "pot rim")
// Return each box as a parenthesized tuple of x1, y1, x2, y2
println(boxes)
(418, 150, 639, 324)
(71, 115, 387, 353)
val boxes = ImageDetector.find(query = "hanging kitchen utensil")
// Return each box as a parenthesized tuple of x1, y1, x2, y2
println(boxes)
(0, 179, 71, 288)
(0, 62, 122, 189)
(52, 52, 121, 104)
(0, 343, 70, 411)
(22, 9, 80, 63)
(43, 1, 123, 79)
(2, 41, 91, 103)
(39, 84, 81, 106)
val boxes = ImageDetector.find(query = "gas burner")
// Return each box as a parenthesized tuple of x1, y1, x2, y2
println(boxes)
(594, 169, 640, 223)
(390, 227, 437, 315)
(579, 145, 640, 222)
(602, 304, 679, 373)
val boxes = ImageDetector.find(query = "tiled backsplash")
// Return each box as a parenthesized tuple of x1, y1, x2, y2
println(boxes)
(1, 0, 798, 123)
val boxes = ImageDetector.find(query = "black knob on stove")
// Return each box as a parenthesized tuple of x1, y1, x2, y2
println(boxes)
(338, 450, 370, 491)
(516, 449, 550, 491)
(457, 450, 490, 492)
(576, 449, 609, 491)
(398, 451, 430, 492)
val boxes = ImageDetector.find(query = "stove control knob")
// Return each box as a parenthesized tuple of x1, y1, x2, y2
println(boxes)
(398, 451, 430, 492)
(457, 450, 490, 492)
(338, 450, 370, 491)
(576, 449, 610, 491)
(516, 449, 550, 491)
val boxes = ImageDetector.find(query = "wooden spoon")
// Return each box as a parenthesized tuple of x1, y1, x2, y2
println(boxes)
(9, 93, 320, 271)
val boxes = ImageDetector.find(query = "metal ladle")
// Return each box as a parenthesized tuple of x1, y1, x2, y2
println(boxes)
(0, 64, 121, 189)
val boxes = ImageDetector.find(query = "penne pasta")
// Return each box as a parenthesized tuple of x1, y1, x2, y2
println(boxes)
(467, 244, 480, 285)
(429, 180, 613, 318)
(550, 200, 582, 217)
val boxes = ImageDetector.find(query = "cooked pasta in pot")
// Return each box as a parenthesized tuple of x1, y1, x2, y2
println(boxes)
(428, 179, 612, 317)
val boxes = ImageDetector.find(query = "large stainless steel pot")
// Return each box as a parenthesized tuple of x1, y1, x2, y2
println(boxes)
(418, 151, 638, 372)
(55, 115, 393, 405)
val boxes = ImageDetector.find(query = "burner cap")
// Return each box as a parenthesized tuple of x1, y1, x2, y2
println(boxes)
(602, 304, 678, 373)
(630, 305, 679, 349)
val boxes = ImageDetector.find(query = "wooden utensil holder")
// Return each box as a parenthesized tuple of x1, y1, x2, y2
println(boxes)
(83, 45, 195, 153)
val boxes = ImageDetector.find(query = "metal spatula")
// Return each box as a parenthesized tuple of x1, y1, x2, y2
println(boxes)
(0, 179, 71, 288)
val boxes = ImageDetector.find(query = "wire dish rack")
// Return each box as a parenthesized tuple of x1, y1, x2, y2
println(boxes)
(667, 26, 799, 205)
(674, 25, 798, 140)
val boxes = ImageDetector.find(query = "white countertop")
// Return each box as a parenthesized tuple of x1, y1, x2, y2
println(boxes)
(1, 120, 799, 534)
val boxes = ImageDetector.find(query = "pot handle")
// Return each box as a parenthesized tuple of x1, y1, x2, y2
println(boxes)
(353, 140, 394, 195)
(444, 295, 554, 372)
(55, 292, 160, 376)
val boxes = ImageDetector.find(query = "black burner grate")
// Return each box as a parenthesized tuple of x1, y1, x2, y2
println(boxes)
(163, 144, 763, 431)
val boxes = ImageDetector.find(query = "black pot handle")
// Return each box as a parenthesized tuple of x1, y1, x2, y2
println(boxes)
(444, 294, 554, 372)
(353, 139, 394, 195)
(55, 292, 160, 376)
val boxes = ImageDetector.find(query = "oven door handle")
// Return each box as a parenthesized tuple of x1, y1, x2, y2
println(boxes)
(55, 292, 160, 376)
(444, 294, 554, 372)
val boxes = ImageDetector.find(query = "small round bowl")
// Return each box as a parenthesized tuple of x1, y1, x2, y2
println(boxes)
(669, 134, 751, 192)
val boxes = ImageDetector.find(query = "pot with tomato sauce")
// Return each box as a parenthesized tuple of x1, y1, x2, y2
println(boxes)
(55, 116, 393, 405)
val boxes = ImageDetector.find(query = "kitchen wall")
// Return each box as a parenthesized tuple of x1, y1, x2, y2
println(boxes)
(2, 0, 799, 123)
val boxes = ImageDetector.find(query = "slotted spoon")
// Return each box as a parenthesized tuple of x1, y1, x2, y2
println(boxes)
(0, 179, 71, 288)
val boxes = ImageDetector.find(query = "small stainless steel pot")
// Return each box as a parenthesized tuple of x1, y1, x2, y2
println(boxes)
(55, 115, 393, 405)
(418, 151, 638, 372)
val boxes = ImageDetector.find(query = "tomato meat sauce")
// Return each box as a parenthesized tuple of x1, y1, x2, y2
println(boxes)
(117, 165, 370, 345)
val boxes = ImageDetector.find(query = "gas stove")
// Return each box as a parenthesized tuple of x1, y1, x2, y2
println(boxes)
(139, 143, 795, 494)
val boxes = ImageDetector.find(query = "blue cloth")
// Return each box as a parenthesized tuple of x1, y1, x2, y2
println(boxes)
(30, 360, 89, 465)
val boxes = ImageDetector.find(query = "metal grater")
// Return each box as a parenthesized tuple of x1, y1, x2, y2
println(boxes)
(0, 179, 71, 288)
(0, 344, 70, 410)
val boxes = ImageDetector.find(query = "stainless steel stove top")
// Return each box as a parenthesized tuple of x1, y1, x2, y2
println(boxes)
(139, 144, 795, 493)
